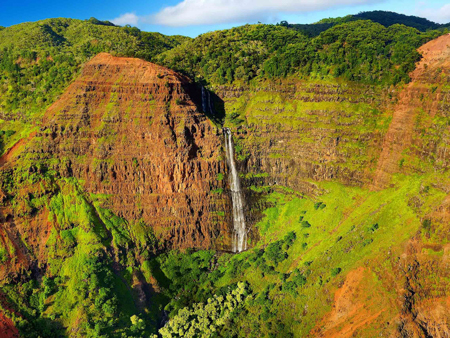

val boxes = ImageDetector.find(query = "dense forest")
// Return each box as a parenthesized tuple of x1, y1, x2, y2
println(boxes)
(288, 10, 449, 36)
(155, 19, 443, 86)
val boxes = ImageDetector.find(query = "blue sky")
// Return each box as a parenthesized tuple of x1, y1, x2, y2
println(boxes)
(1, 0, 450, 37)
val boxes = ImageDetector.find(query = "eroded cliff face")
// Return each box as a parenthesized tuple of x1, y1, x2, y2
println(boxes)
(34, 53, 231, 249)
(1, 34, 450, 337)
(211, 34, 450, 337)
(215, 36, 450, 197)
(0, 53, 235, 281)
(214, 79, 392, 196)
(373, 33, 450, 189)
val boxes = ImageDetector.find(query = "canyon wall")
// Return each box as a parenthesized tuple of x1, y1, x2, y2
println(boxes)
(1, 35, 450, 337)
(214, 80, 392, 196)
(33, 53, 233, 249)
(0, 53, 236, 281)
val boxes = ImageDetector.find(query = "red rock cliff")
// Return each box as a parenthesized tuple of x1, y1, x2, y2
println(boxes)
(25, 53, 230, 250)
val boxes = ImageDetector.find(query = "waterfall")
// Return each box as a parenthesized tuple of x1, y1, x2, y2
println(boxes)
(223, 128, 247, 252)
(201, 86, 214, 115)
(201, 86, 207, 113)
(207, 90, 214, 115)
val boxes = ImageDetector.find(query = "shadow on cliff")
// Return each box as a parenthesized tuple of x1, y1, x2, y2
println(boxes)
(186, 84, 225, 126)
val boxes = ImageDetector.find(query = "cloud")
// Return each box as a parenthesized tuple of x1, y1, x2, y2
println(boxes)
(111, 12, 139, 26)
(417, 4, 450, 24)
(148, 0, 381, 27)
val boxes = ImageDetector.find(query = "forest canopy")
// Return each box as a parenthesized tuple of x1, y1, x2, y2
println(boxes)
(155, 20, 442, 86)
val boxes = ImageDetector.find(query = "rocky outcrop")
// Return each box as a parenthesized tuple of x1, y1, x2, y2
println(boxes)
(17, 53, 231, 250)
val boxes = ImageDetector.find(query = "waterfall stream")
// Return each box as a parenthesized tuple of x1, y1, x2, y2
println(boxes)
(201, 86, 214, 115)
(223, 128, 247, 252)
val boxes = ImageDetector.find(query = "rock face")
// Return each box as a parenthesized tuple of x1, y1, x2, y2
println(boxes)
(214, 80, 391, 196)
(373, 33, 450, 189)
(1, 35, 450, 337)
(24, 53, 230, 250)
(215, 35, 450, 197)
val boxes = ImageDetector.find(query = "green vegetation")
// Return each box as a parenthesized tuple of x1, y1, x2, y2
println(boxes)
(156, 24, 306, 84)
(0, 176, 163, 337)
(158, 282, 250, 338)
(156, 19, 441, 86)
(0, 18, 189, 115)
(1, 10, 450, 338)
(0, 129, 15, 154)
(85, 173, 446, 337)
(285, 10, 448, 37)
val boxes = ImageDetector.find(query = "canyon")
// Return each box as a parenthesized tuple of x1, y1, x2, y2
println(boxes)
(0, 16, 450, 338)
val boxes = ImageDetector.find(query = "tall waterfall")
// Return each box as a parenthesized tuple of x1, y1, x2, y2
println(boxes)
(223, 128, 247, 252)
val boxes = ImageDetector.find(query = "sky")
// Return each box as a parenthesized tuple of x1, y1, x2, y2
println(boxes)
(1, 0, 450, 37)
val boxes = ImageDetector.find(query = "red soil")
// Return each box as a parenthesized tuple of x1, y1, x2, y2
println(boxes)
(372, 34, 450, 190)
(0, 313, 19, 338)
(0, 138, 27, 167)
(311, 267, 385, 337)
(0, 293, 19, 338)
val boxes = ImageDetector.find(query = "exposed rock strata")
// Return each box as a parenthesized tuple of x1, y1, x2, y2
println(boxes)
(11, 53, 232, 251)
(215, 81, 391, 196)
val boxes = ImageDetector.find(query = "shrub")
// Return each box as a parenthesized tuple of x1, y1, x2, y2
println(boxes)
(283, 231, 296, 246)
(282, 281, 298, 295)
(314, 202, 326, 210)
(331, 267, 342, 277)
(422, 219, 431, 231)
(265, 240, 288, 265)
(301, 221, 311, 228)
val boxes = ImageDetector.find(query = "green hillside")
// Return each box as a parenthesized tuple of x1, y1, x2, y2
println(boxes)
(286, 10, 448, 37)
(155, 20, 441, 86)
(0, 18, 189, 115)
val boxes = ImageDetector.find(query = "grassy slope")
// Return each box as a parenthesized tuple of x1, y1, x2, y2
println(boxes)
(144, 171, 447, 337)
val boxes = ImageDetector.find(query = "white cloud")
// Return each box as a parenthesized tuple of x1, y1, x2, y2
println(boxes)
(148, 0, 381, 27)
(417, 4, 450, 24)
(111, 12, 139, 26)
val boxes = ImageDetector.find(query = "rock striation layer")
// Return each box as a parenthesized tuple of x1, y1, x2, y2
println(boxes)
(22, 53, 230, 250)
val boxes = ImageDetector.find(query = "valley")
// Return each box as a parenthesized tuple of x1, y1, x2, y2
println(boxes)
(0, 11, 450, 337)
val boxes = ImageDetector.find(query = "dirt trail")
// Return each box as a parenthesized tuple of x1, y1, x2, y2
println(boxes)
(372, 34, 450, 190)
